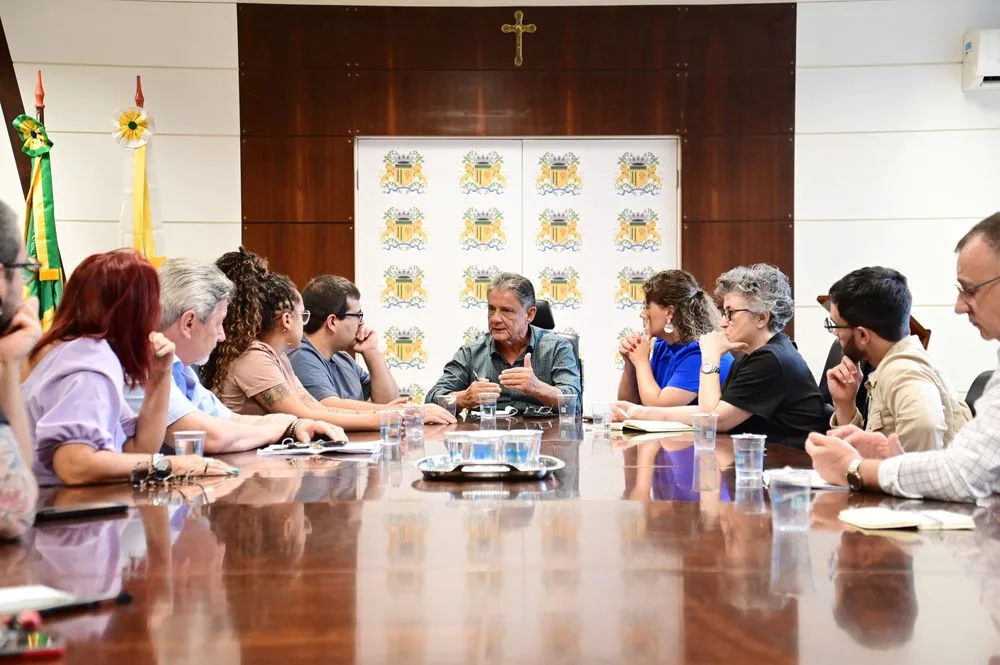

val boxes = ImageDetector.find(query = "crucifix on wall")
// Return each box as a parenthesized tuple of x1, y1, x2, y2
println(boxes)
(501, 10, 536, 67)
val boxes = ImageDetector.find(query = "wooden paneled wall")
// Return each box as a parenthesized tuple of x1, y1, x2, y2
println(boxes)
(238, 3, 795, 322)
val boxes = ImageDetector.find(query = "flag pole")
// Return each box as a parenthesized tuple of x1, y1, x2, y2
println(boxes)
(34, 70, 44, 126)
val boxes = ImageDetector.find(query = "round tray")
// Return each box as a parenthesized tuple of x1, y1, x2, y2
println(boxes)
(413, 454, 565, 481)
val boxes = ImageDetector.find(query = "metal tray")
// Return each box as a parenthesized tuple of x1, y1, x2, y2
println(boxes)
(414, 454, 565, 481)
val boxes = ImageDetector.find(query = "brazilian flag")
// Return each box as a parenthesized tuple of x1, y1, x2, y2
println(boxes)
(12, 115, 63, 331)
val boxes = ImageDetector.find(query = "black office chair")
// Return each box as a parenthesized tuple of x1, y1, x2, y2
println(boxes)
(532, 299, 583, 389)
(966, 370, 993, 416)
(817, 339, 872, 418)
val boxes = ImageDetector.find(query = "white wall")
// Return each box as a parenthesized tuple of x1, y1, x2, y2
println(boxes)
(795, 0, 1000, 395)
(0, 0, 241, 275)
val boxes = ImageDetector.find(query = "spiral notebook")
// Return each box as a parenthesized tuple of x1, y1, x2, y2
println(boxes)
(838, 507, 975, 531)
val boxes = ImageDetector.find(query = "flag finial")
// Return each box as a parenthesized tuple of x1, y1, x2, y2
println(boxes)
(34, 70, 45, 122)
(135, 75, 144, 109)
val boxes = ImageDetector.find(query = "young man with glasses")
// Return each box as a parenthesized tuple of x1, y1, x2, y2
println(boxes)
(824, 267, 970, 452)
(809, 213, 1000, 502)
(289, 275, 455, 423)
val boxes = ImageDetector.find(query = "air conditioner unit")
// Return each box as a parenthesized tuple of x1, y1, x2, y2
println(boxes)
(963, 30, 1000, 91)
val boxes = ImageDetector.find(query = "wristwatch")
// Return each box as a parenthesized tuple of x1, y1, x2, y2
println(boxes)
(700, 362, 721, 375)
(150, 453, 172, 481)
(845, 457, 864, 492)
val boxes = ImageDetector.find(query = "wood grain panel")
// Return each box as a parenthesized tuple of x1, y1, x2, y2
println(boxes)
(237, 4, 353, 69)
(352, 6, 685, 71)
(240, 69, 353, 136)
(354, 70, 685, 137)
(681, 220, 795, 336)
(242, 222, 355, 289)
(240, 137, 354, 222)
(684, 4, 796, 69)
(686, 69, 795, 136)
(681, 136, 793, 222)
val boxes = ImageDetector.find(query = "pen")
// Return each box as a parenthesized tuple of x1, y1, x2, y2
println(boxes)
(37, 591, 133, 618)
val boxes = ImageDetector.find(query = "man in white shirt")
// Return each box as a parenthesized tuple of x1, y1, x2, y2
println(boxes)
(808, 212, 1000, 502)
(125, 258, 344, 453)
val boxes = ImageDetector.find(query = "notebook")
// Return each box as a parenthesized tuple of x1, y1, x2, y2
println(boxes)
(763, 467, 848, 492)
(256, 441, 380, 456)
(838, 507, 975, 531)
(0, 585, 75, 613)
(609, 419, 693, 434)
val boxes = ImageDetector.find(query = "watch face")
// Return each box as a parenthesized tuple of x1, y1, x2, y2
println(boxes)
(701, 363, 719, 373)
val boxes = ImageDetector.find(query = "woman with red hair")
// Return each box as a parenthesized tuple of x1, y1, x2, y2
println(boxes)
(22, 250, 237, 486)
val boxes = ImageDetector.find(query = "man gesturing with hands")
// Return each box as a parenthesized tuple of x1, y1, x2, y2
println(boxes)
(425, 273, 581, 413)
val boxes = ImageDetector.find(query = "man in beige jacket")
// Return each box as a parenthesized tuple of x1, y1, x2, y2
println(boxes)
(824, 266, 971, 452)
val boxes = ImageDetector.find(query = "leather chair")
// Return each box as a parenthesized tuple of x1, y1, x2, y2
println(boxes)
(532, 299, 583, 389)
(966, 370, 994, 416)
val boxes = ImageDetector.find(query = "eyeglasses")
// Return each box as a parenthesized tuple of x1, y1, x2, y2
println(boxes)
(823, 317, 855, 333)
(300, 310, 311, 325)
(3, 259, 40, 283)
(722, 308, 752, 322)
(340, 310, 364, 321)
(956, 274, 1000, 301)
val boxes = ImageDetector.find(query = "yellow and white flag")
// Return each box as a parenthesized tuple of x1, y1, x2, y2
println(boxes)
(113, 104, 164, 266)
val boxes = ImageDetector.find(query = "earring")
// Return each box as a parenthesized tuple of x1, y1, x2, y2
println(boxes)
(664, 321, 674, 334)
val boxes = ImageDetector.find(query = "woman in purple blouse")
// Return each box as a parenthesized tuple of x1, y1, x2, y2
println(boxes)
(22, 250, 237, 486)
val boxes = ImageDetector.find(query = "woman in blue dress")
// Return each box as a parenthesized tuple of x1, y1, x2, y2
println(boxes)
(617, 269, 734, 406)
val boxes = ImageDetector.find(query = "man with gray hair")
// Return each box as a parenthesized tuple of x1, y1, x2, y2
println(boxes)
(425, 272, 581, 412)
(125, 258, 344, 453)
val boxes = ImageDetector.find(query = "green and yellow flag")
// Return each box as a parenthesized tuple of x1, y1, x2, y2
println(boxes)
(12, 115, 63, 331)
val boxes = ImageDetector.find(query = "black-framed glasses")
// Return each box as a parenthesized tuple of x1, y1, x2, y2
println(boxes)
(722, 308, 752, 322)
(3, 259, 40, 280)
(823, 317, 855, 333)
(956, 274, 1000, 301)
(339, 310, 364, 321)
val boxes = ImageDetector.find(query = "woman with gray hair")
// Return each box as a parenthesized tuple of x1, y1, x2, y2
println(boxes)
(615, 263, 828, 448)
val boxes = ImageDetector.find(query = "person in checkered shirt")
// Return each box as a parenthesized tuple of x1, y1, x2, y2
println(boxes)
(808, 212, 1000, 502)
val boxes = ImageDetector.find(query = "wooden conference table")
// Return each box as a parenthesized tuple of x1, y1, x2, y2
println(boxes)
(3, 417, 1000, 664)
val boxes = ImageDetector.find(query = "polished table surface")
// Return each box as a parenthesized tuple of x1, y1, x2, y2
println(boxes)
(5, 418, 1000, 664)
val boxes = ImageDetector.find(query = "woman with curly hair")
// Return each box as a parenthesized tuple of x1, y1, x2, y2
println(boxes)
(615, 264, 829, 448)
(22, 250, 237, 485)
(617, 269, 735, 407)
(204, 249, 385, 431)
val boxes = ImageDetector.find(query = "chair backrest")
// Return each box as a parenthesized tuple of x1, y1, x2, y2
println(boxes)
(533, 299, 555, 330)
(555, 332, 583, 391)
(966, 370, 994, 416)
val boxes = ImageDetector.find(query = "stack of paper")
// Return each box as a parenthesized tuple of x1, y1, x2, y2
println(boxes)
(763, 467, 847, 492)
(838, 507, 975, 531)
(256, 441, 380, 456)
(0, 585, 75, 613)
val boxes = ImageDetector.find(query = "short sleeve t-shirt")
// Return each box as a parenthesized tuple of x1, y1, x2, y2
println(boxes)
(218, 341, 307, 416)
(721, 332, 830, 448)
(288, 338, 372, 402)
(649, 339, 735, 402)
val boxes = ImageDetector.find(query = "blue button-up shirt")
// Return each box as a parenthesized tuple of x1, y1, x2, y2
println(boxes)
(425, 325, 582, 411)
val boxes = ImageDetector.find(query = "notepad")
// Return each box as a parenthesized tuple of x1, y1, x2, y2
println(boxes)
(610, 419, 693, 433)
(838, 507, 975, 531)
(256, 441, 379, 456)
(0, 585, 75, 614)
(763, 467, 848, 492)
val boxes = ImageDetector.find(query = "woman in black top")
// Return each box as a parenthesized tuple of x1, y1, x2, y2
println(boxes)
(614, 263, 830, 448)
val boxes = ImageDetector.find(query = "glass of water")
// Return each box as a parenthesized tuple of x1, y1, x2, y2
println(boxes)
(502, 429, 543, 467)
(479, 392, 498, 430)
(557, 393, 579, 423)
(436, 394, 458, 418)
(591, 403, 612, 433)
(692, 413, 718, 451)
(464, 431, 502, 462)
(403, 404, 425, 445)
(443, 432, 470, 466)
(380, 410, 403, 447)
(173, 431, 206, 456)
(768, 469, 813, 532)
(732, 434, 767, 483)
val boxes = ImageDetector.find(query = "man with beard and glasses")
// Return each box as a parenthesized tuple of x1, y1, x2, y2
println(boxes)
(824, 266, 970, 452)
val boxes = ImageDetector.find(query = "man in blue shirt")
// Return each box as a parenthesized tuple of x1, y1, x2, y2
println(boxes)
(288, 275, 455, 423)
(125, 259, 344, 453)
(425, 273, 582, 412)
